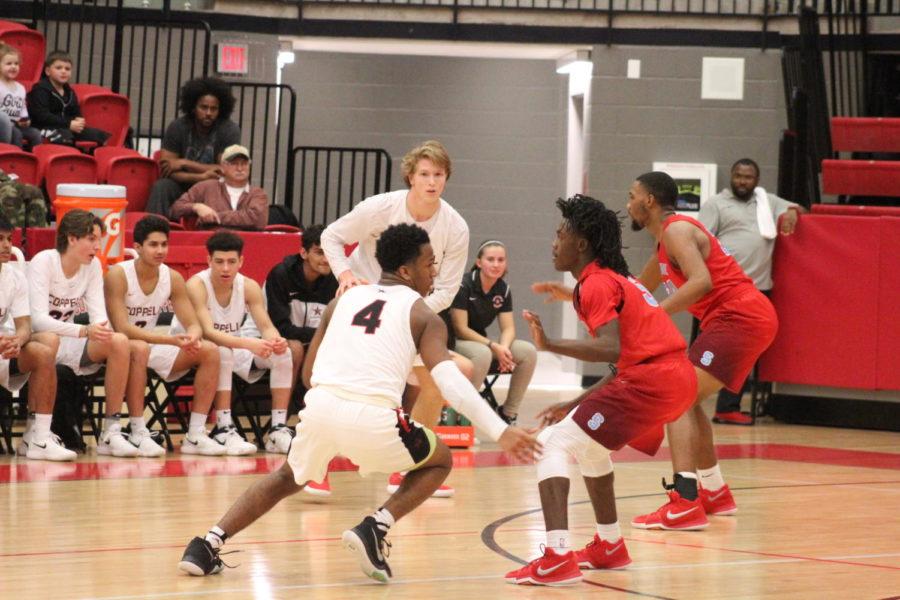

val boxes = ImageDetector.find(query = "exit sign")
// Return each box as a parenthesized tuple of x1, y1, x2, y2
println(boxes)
(217, 43, 249, 75)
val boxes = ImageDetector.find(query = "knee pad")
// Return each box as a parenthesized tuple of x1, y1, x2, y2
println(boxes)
(217, 347, 234, 392)
(269, 350, 293, 389)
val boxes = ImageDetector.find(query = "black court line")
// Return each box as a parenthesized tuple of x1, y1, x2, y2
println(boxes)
(481, 480, 900, 600)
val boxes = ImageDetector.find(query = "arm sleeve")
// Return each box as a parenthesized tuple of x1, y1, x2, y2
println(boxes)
(265, 267, 308, 341)
(425, 220, 469, 313)
(431, 360, 508, 441)
(320, 195, 388, 277)
(219, 187, 269, 230)
(84, 259, 109, 324)
(697, 198, 719, 235)
(27, 253, 82, 336)
(578, 276, 622, 334)
(168, 181, 205, 219)
(26, 87, 70, 129)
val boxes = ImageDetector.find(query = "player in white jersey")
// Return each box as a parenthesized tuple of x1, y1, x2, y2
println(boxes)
(178, 223, 540, 582)
(0, 215, 74, 461)
(104, 215, 223, 456)
(321, 140, 473, 496)
(181, 231, 298, 456)
(27, 209, 137, 457)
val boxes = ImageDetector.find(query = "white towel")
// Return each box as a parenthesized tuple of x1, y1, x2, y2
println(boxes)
(754, 186, 777, 240)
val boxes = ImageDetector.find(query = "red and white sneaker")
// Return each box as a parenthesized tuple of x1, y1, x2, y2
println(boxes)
(504, 547, 583, 586)
(574, 535, 632, 570)
(699, 484, 737, 515)
(631, 490, 709, 530)
(304, 475, 332, 497)
(386, 472, 455, 498)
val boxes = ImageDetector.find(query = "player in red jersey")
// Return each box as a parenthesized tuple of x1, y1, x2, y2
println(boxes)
(626, 171, 778, 530)
(506, 195, 696, 586)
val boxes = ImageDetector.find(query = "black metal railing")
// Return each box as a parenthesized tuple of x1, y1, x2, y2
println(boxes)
(291, 147, 392, 226)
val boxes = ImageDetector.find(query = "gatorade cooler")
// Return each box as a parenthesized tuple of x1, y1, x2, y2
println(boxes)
(54, 184, 127, 270)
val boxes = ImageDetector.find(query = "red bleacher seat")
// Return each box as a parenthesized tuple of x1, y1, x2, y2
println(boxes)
(72, 84, 131, 147)
(164, 245, 208, 280)
(264, 224, 301, 233)
(821, 159, 900, 197)
(95, 147, 157, 212)
(125, 211, 184, 231)
(33, 144, 98, 202)
(831, 117, 900, 154)
(0, 20, 29, 32)
(0, 146, 39, 185)
(0, 27, 45, 89)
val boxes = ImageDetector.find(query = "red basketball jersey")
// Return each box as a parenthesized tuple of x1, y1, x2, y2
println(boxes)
(656, 214, 755, 323)
(574, 262, 686, 370)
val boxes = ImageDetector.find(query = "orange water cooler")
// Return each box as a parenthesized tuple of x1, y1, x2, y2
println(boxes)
(54, 184, 127, 270)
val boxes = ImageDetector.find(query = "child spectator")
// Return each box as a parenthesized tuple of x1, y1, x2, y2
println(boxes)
(0, 43, 42, 149)
(26, 50, 110, 147)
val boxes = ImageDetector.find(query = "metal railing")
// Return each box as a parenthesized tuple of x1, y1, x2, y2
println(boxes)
(291, 147, 392, 226)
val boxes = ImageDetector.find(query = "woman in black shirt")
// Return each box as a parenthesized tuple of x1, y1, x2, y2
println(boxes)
(449, 240, 536, 424)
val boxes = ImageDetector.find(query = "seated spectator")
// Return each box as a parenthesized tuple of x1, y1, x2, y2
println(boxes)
(146, 76, 240, 216)
(26, 50, 110, 147)
(0, 43, 42, 149)
(169, 144, 268, 230)
(449, 240, 536, 424)
(0, 168, 47, 227)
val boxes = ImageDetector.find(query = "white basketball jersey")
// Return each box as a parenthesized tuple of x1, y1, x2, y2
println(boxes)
(196, 268, 247, 335)
(311, 284, 421, 404)
(121, 260, 173, 329)
(30, 249, 98, 322)
(0, 266, 29, 334)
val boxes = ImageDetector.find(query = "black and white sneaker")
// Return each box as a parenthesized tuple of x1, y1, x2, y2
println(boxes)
(341, 516, 393, 583)
(178, 537, 226, 576)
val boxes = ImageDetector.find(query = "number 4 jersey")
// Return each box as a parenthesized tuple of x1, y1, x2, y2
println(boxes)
(573, 262, 686, 370)
(27, 249, 108, 337)
(310, 284, 421, 404)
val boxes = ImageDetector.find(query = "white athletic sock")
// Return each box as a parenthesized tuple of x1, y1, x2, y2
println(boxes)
(216, 409, 233, 428)
(129, 416, 146, 433)
(32, 413, 52, 441)
(189, 412, 208, 435)
(546, 530, 570, 555)
(103, 415, 121, 433)
(205, 525, 227, 549)
(697, 464, 726, 491)
(596, 522, 621, 543)
(372, 507, 395, 534)
(271, 409, 287, 428)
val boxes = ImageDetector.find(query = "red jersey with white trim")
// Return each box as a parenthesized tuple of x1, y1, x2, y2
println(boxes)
(573, 262, 686, 370)
(656, 214, 755, 323)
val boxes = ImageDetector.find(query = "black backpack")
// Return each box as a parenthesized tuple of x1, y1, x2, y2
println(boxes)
(51, 366, 88, 452)
(268, 204, 300, 228)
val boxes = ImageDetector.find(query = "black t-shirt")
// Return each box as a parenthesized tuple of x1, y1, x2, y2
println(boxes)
(161, 115, 241, 164)
(450, 269, 512, 337)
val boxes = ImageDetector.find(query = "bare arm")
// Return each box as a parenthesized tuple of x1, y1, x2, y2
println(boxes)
(523, 309, 620, 363)
(636, 254, 662, 293)
(300, 298, 337, 389)
(658, 222, 713, 315)
(159, 149, 220, 182)
(0, 315, 32, 359)
(245, 280, 285, 348)
(104, 266, 175, 344)
(185, 277, 251, 350)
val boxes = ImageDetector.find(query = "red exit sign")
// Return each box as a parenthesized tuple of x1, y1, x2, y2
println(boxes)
(217, 43, 249, 75)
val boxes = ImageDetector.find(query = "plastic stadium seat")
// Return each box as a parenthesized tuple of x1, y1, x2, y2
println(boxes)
(0, 20, 29, 32)
(264, 224, 301, 233)
(822, 159, 900, 197)
(125, 211, 184, 231)
(33, 144, 98, 202)
(831, 117, 900, 154)
(164, 245, 208, 280)
(0, 28, 45, 88)
(33, 143, 79, 178)
(0, 147, 39, 185)
(72, 85, 131, 147)
(95, 147, 157, 212)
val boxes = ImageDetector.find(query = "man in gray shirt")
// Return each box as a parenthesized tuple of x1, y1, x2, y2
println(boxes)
(698, 158, 804, 424)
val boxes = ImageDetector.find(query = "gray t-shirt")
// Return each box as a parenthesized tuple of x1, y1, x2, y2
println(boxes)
(698, 188, 797, 290)
(161, 115, 241, 165)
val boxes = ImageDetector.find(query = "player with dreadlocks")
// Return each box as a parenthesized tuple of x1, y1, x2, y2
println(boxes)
(505, 194, 697, 586)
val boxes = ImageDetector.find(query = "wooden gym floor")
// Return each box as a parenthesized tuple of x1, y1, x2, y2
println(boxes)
(1, 395, 899, 600)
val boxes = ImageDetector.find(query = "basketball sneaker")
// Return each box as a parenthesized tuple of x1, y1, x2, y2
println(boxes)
(25, 432, 77, 462)
(574, 535, 632, 570)
(631, 489, 708, 531)
(264, 424, 294, 454)
(699, 484, 738, 516)
(128, 428, 166, 457)
(341, 516, 392, 583)
(178, 537, 225, 576)
(504, 547, 583, 586)
(304, 475, 332, 497)
(181, 429, 227, 456)
(97, 429, 140, 457)
(16, 423, 33, 456)
(211, 425, 257, 456)
(712, 411, 753, 426)
(386, 472, 454, 498)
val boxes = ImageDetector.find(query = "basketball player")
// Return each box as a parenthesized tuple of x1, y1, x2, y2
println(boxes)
(505, 195, 696, 586)
(27, 209, 137, 457)
(625, 171, 777, 530)
(104, 215, 223, 456)
(320, 140, 471, 496)
(178, 223, 540, 582)
(0, 214, 72, 461)
(180, 231, 294, 455)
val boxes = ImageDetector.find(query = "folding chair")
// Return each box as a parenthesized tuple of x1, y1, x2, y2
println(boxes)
(146, 370, 195, 451)
(479, 361, 502, 411)
(230, 372, 272, 448)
